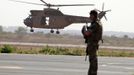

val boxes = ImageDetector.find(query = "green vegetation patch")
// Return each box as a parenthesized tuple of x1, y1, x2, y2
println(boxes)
(39, 45, 85, 56)
(0, 45, 15, 53)
(98, 49, 134, 57)
(0, 45, 134, 57)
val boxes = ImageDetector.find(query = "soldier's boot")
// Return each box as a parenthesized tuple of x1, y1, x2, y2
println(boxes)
(88, 55, 98, 75)
(88, 72, 97, 75)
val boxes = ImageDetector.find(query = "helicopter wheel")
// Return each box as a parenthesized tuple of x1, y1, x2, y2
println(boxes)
(50, 29, 54, 33)
(56, 30, 60, 34)
(30, 28, 34, 32)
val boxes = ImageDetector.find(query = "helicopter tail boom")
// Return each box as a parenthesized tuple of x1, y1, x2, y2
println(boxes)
(65, 15, 91, 24)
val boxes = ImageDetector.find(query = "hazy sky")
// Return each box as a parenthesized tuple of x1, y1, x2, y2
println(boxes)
(0, 0, 134, 32)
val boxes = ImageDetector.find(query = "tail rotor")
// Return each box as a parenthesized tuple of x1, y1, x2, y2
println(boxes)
(95, 3, 111, 20)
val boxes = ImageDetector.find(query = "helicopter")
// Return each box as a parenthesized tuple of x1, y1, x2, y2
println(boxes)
(10, 0, 111, 34)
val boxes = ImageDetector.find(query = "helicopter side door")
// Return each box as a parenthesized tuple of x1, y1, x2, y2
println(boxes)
(41, 16, 50, 25)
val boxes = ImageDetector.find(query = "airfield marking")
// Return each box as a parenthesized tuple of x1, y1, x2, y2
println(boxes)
(100, 64, 134, 70)
(99, 71, 131, 74)
(0, 66, 23, 69)
(100, 62, 134, 69)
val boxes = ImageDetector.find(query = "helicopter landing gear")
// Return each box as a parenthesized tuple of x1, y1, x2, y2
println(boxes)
(50, 29, 54, 33)
(50, 29, 60, 34)
(30, 28, 34, 32)
(56, 30, 60, 34)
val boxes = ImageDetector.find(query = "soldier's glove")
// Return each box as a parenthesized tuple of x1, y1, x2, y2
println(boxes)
(84, 31, 91, 37)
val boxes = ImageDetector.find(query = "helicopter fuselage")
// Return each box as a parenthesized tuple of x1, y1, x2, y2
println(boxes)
(24, 8, 91, 29)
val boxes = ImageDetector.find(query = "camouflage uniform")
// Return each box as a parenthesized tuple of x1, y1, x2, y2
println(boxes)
(82, 21, 102, 75)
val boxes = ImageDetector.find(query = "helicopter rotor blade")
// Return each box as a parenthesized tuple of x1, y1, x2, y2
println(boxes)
(9, 0, 94, 7)
(52, 4, 95, 7)
(105, 10, 111, 12)
(9, 0, 44, 6)
(104, 15, 107, 21)
(102, 3, 105, 11)
(40, 0, 48, 5)
(102, 3, 104, 11)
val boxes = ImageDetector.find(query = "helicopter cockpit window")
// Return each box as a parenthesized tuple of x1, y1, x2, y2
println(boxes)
(46, 17, 49, 25)
(41, 17, 49, 25)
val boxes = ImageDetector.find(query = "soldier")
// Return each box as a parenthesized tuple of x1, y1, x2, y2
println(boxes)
(81, 10, 102, 75)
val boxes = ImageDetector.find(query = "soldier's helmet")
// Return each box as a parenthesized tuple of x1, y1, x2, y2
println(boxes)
(90, 10, 98, 18)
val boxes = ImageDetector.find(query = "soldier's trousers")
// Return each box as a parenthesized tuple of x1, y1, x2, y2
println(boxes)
(86, 44, 98, 75)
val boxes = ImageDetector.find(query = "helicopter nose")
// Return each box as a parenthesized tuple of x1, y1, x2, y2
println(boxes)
(24, 18, 32, 27)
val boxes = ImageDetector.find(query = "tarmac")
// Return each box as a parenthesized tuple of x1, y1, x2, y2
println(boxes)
(0, 54, 134, 75)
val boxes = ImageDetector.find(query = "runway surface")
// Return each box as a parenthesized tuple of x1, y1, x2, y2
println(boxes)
(0, 54, 134, 75)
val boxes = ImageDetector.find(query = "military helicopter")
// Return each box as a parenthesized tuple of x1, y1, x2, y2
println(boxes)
(10, 0, 110, 34)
